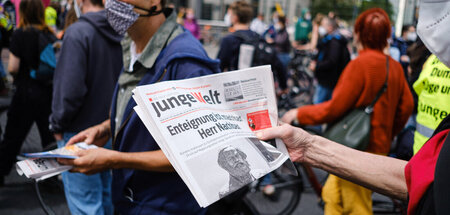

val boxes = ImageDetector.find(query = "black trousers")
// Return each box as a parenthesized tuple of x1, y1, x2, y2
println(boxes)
(0, 82, 54, 176)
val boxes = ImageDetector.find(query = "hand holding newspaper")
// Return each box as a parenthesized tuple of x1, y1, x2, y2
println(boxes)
(132, 66, 295, 207)
(16, 142, 96, 181)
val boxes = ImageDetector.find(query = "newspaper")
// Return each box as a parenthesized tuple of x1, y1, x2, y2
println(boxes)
(132, 65, 294, 207)
(16, 142, 96, 181)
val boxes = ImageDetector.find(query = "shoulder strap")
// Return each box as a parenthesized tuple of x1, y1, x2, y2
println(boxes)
(365, 56, 389, 114)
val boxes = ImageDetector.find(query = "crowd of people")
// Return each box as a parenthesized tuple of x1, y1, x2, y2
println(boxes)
(0, 0, 448, 214)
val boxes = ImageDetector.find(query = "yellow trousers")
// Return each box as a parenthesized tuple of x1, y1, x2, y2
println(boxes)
(322, 174, 373, 215)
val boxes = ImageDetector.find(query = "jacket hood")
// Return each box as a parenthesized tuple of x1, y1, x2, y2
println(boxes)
(301, 8, 309, 18)
(79, 10, 123, 43)
(323, 32, 348, 45)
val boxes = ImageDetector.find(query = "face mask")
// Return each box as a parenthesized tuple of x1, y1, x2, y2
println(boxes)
(186, 13, 194, 20)
(305, 14, 311, 20)
(105, 0, 164, 35)
(274, 23, 281, 31)
(272, 17, 279, 24)
(417, 0, 450, 67)
(224, 13, 231, 26)
(318, 26, 327, 37)
(406, 32, 417, 42)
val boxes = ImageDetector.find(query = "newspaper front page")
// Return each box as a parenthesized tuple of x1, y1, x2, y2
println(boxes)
(133, 66, 293, 207)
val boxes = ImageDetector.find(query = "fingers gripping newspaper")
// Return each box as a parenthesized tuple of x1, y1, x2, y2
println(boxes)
(133, 66, 294, 207)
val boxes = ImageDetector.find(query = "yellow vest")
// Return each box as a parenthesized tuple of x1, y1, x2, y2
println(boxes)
(413, 54, 450, 154)
(45, 6, 57, 27)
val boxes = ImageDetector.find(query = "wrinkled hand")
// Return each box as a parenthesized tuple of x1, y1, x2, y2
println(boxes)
(255, 123, 313, 162)
(58, 148, 119, 175)
(281, 108, 298, 124)
(66, 122, 110, 147)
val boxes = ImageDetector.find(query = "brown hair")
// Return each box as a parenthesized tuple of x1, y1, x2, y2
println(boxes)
(230, 0, 253, 24)
(18, 0, 52, 32)
(63, 7, 78, 31)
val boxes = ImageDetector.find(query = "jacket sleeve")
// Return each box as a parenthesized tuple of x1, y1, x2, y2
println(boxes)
(297, 60, 363, 125)
(392, 75, 414, 136)
(294, 21, 301, 41)
(217, 36, 233, 71)
(315, 39, 341, 75)
(49, 27, 88, 133)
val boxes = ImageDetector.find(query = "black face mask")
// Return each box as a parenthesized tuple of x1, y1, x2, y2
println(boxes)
(135, 5, 164, 17)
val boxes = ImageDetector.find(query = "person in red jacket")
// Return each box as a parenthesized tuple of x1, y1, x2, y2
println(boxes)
(282, 8, 414, 214)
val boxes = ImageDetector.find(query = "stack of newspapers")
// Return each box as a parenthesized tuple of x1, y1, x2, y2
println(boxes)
(16, 142, 96, 181)
(132, 66, 294, 207)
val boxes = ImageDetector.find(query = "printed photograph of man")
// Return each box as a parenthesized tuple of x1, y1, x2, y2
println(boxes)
(217, 146, 262, 198)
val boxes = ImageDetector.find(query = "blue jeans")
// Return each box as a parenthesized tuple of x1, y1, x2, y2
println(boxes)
(277, 53, 291, 69)
(0, 60, 6, 78)
(311, 84, 333, 133)
(57, 132, 113, 215)
(313, 84, 333, 104)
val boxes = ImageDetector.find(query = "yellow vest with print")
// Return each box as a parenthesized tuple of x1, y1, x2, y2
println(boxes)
(45, 6, 57, 27)
(413, 54, 450, 154)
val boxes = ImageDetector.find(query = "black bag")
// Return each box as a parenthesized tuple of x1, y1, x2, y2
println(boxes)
(233, 31, 278, 69)
(323, 56, 389, 150)
(30, 31, 59, 83)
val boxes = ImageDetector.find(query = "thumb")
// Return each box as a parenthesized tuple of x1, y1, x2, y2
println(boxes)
(255, 126, 284, 141)
(84, 134, 95, 145)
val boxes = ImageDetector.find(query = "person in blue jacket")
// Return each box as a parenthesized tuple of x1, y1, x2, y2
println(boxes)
(59, 0, 220, 214)
(48, 0, 123, 213)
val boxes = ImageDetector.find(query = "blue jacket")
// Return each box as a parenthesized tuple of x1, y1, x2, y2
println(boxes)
(50, 10, 123, 133)
(110, 31, 220, 214)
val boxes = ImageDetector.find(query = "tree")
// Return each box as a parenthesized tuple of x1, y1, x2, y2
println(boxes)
(311, 0, 394, 22)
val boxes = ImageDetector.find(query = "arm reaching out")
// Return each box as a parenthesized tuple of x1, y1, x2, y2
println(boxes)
(256, 124, 408, 200)
(66, 119, 112, 147)
(58, 148, 174, 174)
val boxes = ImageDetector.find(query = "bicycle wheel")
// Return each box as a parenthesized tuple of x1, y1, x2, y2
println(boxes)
(290, 69, 314, 106)
(243, 171, 303, 215)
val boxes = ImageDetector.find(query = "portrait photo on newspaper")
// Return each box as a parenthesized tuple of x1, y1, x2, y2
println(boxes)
(185, 137, 282, 201)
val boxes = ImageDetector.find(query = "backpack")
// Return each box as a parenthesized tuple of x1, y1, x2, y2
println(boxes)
(233, 31, 279, 70)
(30, 31, 60, 83)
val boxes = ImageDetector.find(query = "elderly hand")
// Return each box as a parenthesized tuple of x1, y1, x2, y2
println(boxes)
(255, 123, 314, 162)
(281, 108, 298, 124)
(66, 120, 111, 146)
(58, 148, 119, 175)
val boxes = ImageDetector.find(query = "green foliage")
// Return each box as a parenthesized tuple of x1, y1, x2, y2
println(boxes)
(311, 0, 394, 22)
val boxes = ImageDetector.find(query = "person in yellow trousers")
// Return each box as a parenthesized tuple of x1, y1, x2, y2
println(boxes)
(281, 8, 413, 215)
(413, 54, 450, 154)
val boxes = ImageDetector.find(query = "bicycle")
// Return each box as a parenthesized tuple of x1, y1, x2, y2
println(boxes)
(213, 51, 323, 215)
(278, 50, 316, 116)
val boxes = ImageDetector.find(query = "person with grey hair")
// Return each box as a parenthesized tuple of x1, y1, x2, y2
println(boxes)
(217, 146, 259, 198)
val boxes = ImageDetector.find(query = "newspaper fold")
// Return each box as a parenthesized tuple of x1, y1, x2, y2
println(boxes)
(16, 142, 96, 181)
(132, 65, 295, 207)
